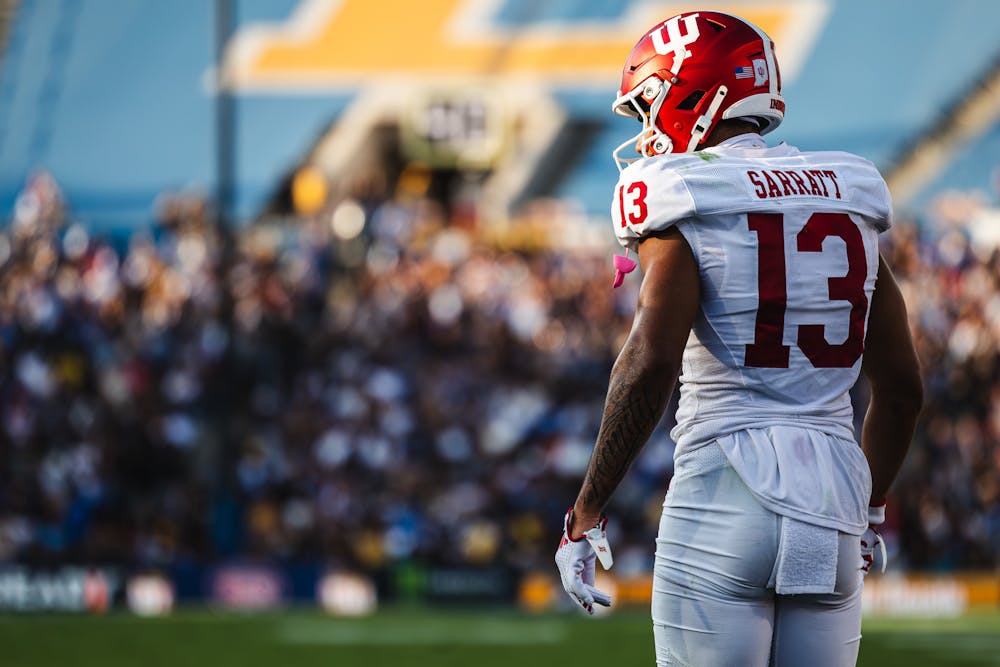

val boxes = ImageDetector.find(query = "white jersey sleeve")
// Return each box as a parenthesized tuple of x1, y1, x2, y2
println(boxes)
(610, 157, 697, 249)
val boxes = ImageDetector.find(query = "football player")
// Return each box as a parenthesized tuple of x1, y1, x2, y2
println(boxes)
(555, 11, 923, 666)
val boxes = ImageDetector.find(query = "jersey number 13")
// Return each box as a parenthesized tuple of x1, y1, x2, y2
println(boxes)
(745, 212, 868, 369)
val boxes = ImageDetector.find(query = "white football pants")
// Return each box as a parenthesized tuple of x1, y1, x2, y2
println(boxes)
(652, 442, 864, 666)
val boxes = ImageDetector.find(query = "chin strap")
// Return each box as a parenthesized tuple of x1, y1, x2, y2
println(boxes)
(686, 85, 729, 152)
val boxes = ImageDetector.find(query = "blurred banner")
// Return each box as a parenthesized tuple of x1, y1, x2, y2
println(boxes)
(3, 565, 995, 617)
(211, 564, 286, 610)
(861, 574, 1000, 618)
(517, 571, 1000, 617)
(0, 567, 119, 613)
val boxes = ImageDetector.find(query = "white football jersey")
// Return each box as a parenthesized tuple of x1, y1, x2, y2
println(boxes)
(611, 133, 893, 533)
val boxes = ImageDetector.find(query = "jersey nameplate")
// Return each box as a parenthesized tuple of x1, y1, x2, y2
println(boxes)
(745, 169, 844, 201)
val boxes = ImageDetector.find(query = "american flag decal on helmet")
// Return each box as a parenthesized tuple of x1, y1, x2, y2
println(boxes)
(734, 66, 754, 79)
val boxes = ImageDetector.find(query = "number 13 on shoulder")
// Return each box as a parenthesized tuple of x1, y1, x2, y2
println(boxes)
(618, 181, 648, 226)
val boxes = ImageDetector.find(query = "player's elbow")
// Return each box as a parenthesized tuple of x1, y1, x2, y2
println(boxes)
(872, 366, 924, 418)
(613, 335, 680, 387)
(901, 372, 924, 416)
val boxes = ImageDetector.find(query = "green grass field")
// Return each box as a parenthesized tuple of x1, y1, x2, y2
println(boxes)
(2, 608, 999, 666)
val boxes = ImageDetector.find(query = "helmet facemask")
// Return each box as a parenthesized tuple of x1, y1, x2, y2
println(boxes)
(611, 77, 672, 172)
(612, 76, 731, 171)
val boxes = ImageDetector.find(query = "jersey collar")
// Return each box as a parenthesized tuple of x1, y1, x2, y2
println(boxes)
(704, 133, 798, 158)
(715, 132, 768, 149)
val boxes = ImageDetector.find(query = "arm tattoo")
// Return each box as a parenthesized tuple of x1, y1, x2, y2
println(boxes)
(577, 350, 673, 514)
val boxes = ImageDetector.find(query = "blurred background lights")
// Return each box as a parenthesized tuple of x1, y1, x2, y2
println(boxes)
(330, 199, 366, 240)
(318, 573, 378, 616)
(61, 224, 89, 261)
(126, 575, 175, 617)
(291, 165, 328, 216)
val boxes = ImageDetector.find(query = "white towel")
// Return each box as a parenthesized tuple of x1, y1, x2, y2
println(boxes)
(773, 516, 838, 594)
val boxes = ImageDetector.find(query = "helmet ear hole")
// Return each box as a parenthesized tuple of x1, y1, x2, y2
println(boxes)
(676, 90, 705, 111)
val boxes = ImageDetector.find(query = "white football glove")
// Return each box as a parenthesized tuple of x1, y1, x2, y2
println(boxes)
(860, 502, 887, 575)
(554, 509, 613, 614)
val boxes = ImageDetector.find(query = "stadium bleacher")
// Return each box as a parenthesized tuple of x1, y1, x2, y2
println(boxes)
(2, 0, 1000, 227)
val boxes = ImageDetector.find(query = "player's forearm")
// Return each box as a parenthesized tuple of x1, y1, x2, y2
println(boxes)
(573, 344, 674, 530)
(861, 386, 922, 503)
(859, 254, 923, 506)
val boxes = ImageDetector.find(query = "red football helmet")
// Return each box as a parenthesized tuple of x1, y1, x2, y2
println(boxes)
(612, 11, 785, 170)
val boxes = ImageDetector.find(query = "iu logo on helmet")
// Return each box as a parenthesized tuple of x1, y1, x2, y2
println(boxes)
(753, 58, 769, 87)
(650, 13, 700, 64)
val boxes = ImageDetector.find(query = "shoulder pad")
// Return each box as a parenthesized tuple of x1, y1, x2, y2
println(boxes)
(822, 152, 894, 232)
(611, 156, 697, 249)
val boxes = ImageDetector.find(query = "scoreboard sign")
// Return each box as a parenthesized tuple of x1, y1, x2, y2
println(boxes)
(401, 88, 506, 168)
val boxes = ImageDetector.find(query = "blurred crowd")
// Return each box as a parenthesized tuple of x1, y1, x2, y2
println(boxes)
(880, 192, 1000, 570)
(0, 170, 998, 578)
